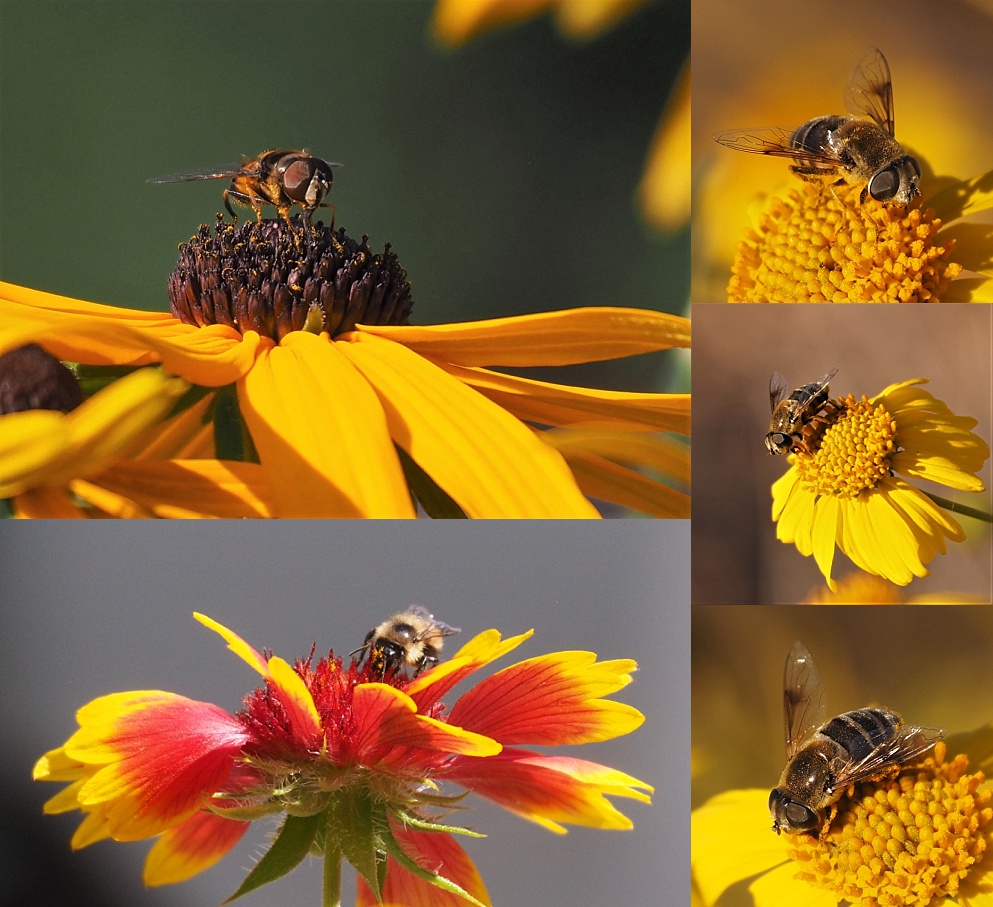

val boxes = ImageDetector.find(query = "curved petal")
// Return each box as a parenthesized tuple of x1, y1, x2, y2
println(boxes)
(356, 307, 690, 367)
(357, 827, 492, 907)
(448, 651, 644, 745)
(448, 748, 651, 832)
(449, 362, 690, 434)
(65, 691, 250, 841)
(350, 684, 500, 765)
(194, 612, 269, 675)
(265, 656, 323, 744)
(338, 333, 598, 517)
(86, 459, 274, 518)
(143, 811, 249, 886)
(691, 789, 791, 907)
(0, 368, 189, 498)
(237, 332, 414, 517)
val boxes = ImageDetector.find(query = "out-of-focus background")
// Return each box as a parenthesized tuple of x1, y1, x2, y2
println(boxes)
(0, 0, 689, 394)
(692, 0, 993, 301)
(0, 521, 689, 907)
(691, 304, 993, 604)
(692, 604, 993, 901)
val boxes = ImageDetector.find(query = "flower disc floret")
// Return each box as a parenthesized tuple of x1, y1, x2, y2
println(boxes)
(794, 395, 897, 498)
(786, 742, 992, 906)
(169, 217, 413, 341)
(728, 183, 962, 303)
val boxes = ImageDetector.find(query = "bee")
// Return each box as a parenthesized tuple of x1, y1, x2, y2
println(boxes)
(766, 367, 840, 456)
(147, 149, 341, 223)
(715, 48, 921, 207)
(770, 640, 943, 836)
(352, 606, 460, 678)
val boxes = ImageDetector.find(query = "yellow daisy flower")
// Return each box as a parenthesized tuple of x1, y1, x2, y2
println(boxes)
(725, 175, 993, 302)
(693, 736, 993, 907)
(771, 378, 990, 590)
(0, 220, 689, 519)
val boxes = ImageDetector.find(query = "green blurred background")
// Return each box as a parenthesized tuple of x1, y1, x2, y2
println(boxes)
(0, 0, 689, 393)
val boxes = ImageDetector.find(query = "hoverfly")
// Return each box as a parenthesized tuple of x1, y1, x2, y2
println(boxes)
(715, 49, 920, 207)
(148, 149, 341, 223)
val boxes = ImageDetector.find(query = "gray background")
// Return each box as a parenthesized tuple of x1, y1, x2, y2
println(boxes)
(0, 521, 689, 906)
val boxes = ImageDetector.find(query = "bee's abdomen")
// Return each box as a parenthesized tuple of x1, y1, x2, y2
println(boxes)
(823, 708, 900, 761)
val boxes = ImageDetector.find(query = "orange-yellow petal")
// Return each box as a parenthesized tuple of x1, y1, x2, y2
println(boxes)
(448, 748, 651, 832)
(357, 307, 689, 367)
(357, 826, 492, 907)
(237, 331, 414, 517)
(448, 651, 643, 744)
(350, 683, 500, 763)
(339, 332, 599, 517)
(143, 811, 249, 886)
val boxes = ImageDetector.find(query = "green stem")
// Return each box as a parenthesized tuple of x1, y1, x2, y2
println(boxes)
(322, 852, 342, 907)
(926, 492, 993, 523)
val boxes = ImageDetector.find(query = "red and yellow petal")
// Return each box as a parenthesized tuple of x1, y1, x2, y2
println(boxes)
(59, 691, 250, 841)
(358, 308, 690, 368)
(237, 331, 415, 518)
(357, 825, 491, 907)
(143, 811, 250, 886)
(350, 683, 500, 765)
(448, 748, 651, 832)
(339, 332, 598, 517)
(406, 629, 534, 708)
(448, 651, 643, 745)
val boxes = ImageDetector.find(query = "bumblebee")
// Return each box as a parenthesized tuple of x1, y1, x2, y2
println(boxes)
(353, 606, 460, 677)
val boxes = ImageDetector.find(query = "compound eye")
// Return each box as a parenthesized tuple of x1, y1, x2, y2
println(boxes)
(280, 160, 315, 201)
(868, 167, 900, 202)
(785, 802, 818, 832)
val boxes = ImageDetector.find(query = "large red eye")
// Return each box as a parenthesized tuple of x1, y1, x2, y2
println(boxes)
(280, 160, 314, 201)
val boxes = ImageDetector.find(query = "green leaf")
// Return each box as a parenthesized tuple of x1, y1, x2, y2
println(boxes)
(324, 788, 387, 902)
(223, 813, 321, 903)
(396, 445, 467, 518)
(394, 809, 485, 838)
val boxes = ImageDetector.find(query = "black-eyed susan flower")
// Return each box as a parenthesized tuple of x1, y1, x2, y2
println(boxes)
(771, 378, 990, 590)
(692, 736, 993, 907)
(725, 171, 993, 303)
(0, 218, 689, 519)
(34, 612, 651, 906)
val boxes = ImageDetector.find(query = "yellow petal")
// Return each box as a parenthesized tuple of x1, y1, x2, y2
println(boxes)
(356, 308, 690, 367)
(339, 332, 599, 517)
(237, 332, 414, 518)
(639, 60, 691, 230)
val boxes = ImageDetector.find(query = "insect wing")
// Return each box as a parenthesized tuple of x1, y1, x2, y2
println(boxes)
(783, 641, 827, 758)
(714, 126, 842, 175)
(147, 164, 242, 184)
(406, 605, 461, 639)
(813, 367, 840, 391)
(844, 48, 895, 136)
(769, 372, 790, 413)
(833, 724, 944, 790)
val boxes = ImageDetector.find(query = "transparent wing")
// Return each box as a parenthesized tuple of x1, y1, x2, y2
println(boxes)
(811, 367, 840, 394)
(146, 164, 242, 184)
(783, 640, 827, 759)
(714, 126, 842, 174)
(844, 48, 895, 136)
(408, 605, 460, 638)
(833, 724, 944, 789)
(769, 372, 790, 413)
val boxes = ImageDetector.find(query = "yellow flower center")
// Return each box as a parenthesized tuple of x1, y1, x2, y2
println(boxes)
(794, 395, 896, 497)
(727, 182, 962, 302)
(787, 742, 992, 907)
